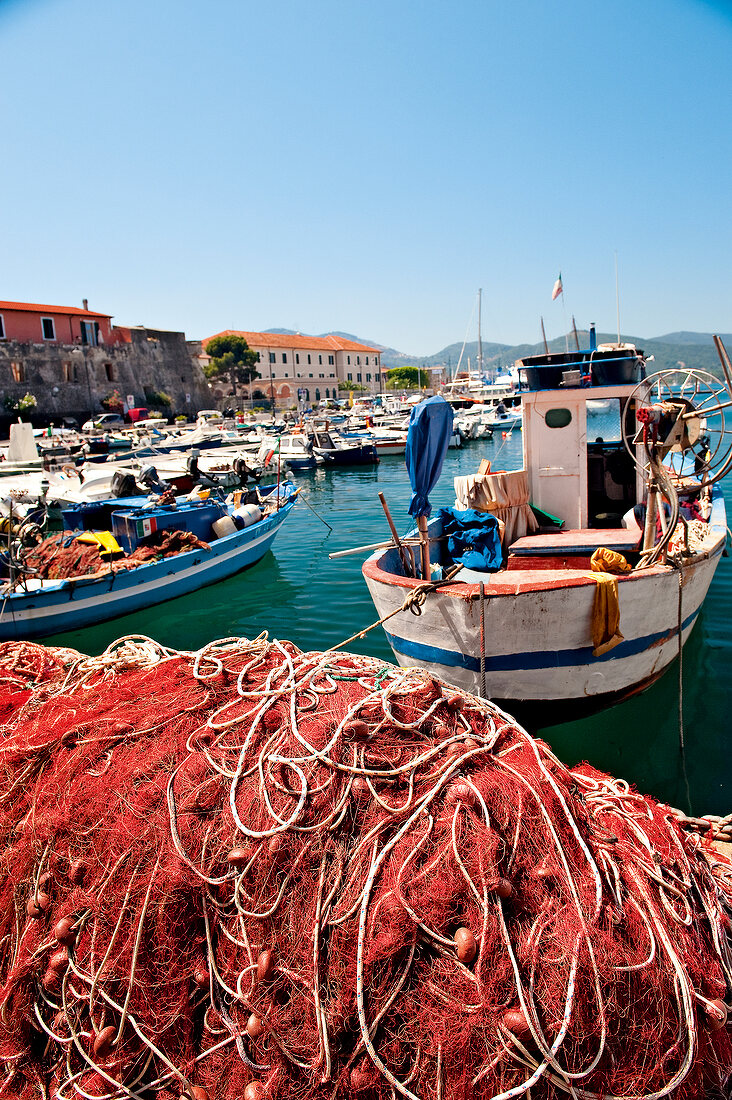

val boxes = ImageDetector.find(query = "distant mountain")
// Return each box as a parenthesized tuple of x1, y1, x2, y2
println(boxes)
(262, 327, 731, 377)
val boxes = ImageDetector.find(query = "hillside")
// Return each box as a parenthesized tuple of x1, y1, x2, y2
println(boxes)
(262, 328, 731, 376)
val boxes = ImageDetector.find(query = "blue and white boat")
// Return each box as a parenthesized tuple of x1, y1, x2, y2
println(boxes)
(363, 337, 732, 724)
(0, 482, 298, 641)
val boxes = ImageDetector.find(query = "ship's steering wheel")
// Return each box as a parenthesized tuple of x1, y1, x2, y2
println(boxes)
(622, 363, 732, 487)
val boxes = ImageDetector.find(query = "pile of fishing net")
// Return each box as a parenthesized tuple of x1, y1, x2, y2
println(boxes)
(20, 528, 210, 580)
(1, 634, 731, 1100)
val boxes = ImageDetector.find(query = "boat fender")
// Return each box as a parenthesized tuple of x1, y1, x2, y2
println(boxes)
(233, 504, 263, 529)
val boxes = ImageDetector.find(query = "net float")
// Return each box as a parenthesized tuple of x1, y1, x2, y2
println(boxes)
(68, 859, 86, 885)
(185, 1087, 211, 1100)
(454, 926, 477, 964)
(495, 878, 513, 899)
(26, 892, 49, 919)
(54, 916, 76, 946)
(48, 947, 68, 972)
(462, 737, 480, 752)
(502, 1007, 530, 1034)
(244, 1083, 264, 1100)
(342, 720, 371, 741)
(267, 835, 283, 857)
(38, 871, 52, 888)
(257, 949, 275, 982)
(444, 692, 463, 711)
(246, 1012, 265, 1038)
(432, 723, 452, 742)
(92, 1024, 117, 1060)
(446, 781, 476, 806)
(351, 776, 370, 800)
(261, 709, 281, 732)
(227, 847, 252, 868)
(704, 998, 728, 1030)
(43, 966, 61, 991)
(193, 965, 209, 988)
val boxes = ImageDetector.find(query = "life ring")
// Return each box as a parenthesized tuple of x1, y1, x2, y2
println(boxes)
(61, 465, 78, 478)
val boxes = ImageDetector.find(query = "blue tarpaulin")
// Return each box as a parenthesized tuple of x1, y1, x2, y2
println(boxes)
(405, 396, 454, 518)
(437, 507, 503, 572)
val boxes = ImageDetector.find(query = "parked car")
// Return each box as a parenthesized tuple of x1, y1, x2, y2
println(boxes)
(81, 412, 125, 432)
(126, 406, 149, 423)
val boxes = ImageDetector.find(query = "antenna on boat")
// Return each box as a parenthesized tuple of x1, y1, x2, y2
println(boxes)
(540, 316, 549, 353)
(615, 250, 621, 345)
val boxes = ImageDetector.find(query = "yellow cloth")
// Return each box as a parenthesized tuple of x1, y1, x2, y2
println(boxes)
(589, 548, 630, 657)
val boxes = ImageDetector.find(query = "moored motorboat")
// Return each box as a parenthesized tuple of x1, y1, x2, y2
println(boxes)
(362, 338, 732, 723)
(0, 482, 298, 640)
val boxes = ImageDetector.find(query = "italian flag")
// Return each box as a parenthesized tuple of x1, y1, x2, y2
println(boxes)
(552, 273, 563, 300)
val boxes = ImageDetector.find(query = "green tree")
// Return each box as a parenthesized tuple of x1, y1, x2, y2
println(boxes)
(339, 380, 368, 392)
(386, 366, 422, 390)
(204, 335, 261, 400)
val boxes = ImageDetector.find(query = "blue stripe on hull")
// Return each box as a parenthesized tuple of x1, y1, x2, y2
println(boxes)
(385, 608, 700, 674)
(0, 501, 295, 640)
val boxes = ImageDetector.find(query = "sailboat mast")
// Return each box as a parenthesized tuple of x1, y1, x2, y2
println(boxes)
(540, 316, 549, 354)
(572, 315, 581, 351)
(477, 288, 483, 377)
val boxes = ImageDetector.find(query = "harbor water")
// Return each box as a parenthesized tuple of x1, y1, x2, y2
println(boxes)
(46, 426, 732, 818)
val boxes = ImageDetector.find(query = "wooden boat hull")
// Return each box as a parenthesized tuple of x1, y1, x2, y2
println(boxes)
(363, 536, 725, 720)
(0, 497, 296, 641)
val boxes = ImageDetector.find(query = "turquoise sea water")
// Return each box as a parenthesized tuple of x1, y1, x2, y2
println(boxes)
(46, 430, 732, 818)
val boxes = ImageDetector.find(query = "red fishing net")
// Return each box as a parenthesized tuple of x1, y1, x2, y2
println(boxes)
(20, 529, 210, 580)
(0, 634, 730, 1100)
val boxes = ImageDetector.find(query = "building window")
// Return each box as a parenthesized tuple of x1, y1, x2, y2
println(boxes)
(357, 356, 361, 365)
(41, 316, 56, 341)
(296, 353, 300, 364)
(319, 373, 324, 378)
(347, 356, 351, 365)
(11, 361, 24, 382)
(62, 361, 72, 382)
(282, 353, 287, 363)
(318, 354, 322, 365)
(269, 352, 276, 364)
(315, 389, 321, 401)
(307, 354, 312, 365)
(366, 373, 372, 382)
(309, 373, 313, 378)
(347, 373, 353, 381)
(328, 355, 334, 365)
(357, 373, 362, 382)
(0, 315, 5, 339)
(105, 362, 115, 381)
(326, 388, 330, 398)
(366, 356, 369, 365)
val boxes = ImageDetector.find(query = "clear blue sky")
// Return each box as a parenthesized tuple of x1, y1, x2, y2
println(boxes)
(2, 0, 731, 354)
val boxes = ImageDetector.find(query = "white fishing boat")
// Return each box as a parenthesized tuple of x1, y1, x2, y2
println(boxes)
(0, 482, 298, 641)
(362, 336, 732, 723)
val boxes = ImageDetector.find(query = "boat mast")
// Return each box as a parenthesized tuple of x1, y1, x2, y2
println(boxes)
(572, 315, 581, 350)
(540, 316, 549, 353)
(615, 250, 621, 345)
(477, 288, 483, 378)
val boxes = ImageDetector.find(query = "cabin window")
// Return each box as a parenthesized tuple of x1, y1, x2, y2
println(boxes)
(41, 317, 56, 340)
(545, 408, 572, 429)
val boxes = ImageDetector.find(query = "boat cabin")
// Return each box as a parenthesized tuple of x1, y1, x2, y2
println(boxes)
(517, 342, 645, 530)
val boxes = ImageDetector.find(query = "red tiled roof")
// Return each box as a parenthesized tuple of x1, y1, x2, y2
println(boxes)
(203, 330, 381, 354)
(0, 300, 112, 319)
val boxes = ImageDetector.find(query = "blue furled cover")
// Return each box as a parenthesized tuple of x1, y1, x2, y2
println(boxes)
(405, 396, 454, 517)
(437, 507, 503, 572)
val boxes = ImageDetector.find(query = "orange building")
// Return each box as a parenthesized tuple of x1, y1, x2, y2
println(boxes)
(0, 299, 115, 346)
(202, 330, 382, 405)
